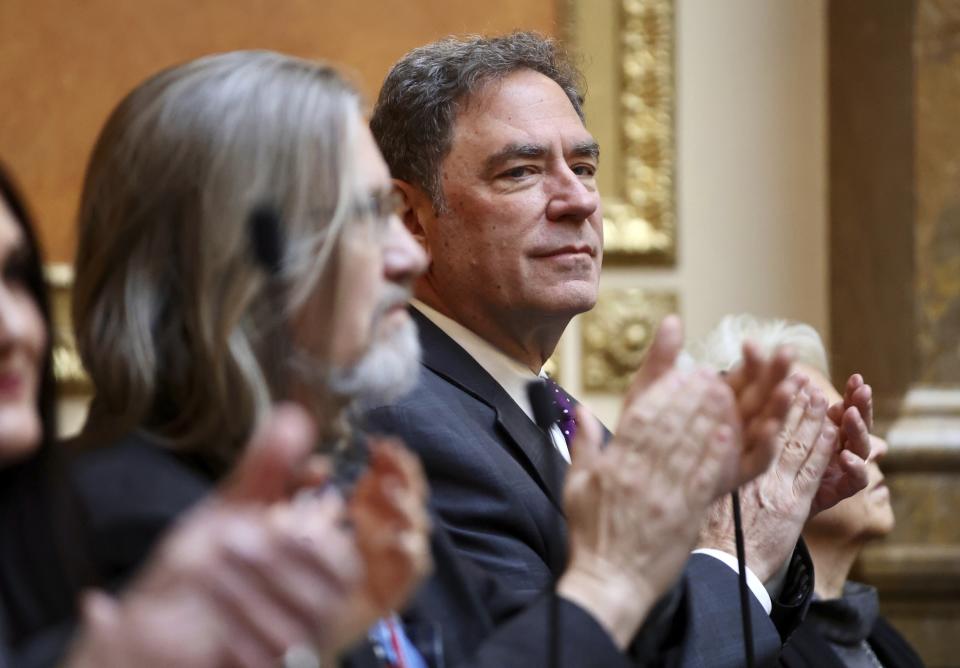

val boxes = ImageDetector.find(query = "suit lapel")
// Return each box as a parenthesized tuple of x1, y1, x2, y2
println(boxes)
(412, 308, 568, 511)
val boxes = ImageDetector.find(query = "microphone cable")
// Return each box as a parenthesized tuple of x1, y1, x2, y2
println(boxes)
(732, 489, 755, 668)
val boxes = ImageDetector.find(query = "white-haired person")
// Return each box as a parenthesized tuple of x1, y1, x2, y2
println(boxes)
(693, 314, 924, 668)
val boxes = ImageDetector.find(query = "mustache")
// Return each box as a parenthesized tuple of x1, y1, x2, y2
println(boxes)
(369, 283, 413, 328)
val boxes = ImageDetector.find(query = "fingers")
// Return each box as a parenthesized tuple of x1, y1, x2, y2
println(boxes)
(351, 441, 432, 613)
(809, 447, 870, 516)
(723, 340, 763, 395)
(840, 406, 872, 461)
(737, 374, 805, 484)
(221, 403, 317, 504)
(844, 373, 862, 408)
(735, 346, 794, 423)
(368, 437, 429, 503)
(80, 589, 122, 635)
(278, 497, 361, 588)
(777, 379, 812, 445)
(204, 503, 361, 656)
(625, 315, 683, 403)
(851, 382, 874, 431)
(837, 449, 870, 495)
(203, 536, 315, 660)
(826, 399, 845, 426)
(776, 388, 827, 477)
(292, 455, 332, 491)
(794, 424, 837, 497)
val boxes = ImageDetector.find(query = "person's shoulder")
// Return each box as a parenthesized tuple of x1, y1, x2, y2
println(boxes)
(71, 431, 213, 531)
(68, 430, 216, 587)
(362, 366, 493, 441)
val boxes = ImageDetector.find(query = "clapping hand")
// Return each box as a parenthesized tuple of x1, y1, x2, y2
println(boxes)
(699, 379, 838, 582)
(723, 342, 803, 486)
(558, 316, 742, 648)
(812, 373, 873, 515)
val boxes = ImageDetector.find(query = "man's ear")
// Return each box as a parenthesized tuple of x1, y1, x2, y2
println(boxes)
(393, 179, 432, 251)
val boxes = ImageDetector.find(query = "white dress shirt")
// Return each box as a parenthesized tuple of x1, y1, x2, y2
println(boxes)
(411, 300, 775, 614)
(411, 300, 570, 462)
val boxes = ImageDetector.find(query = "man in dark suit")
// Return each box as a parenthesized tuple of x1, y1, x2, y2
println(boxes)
(367, 32, 873, 665)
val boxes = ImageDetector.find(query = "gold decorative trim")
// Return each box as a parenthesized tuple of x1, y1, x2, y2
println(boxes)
(566, 0, 676, 263)
(581, 288, 678, 392)
(44, 263, 91, 394)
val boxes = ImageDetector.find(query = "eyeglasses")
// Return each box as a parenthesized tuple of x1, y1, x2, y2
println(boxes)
(351, 186, 404, 231)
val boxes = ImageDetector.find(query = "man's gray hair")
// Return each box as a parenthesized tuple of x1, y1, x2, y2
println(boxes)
(370, 31, 585, 211)
(74, 50, 362, 463)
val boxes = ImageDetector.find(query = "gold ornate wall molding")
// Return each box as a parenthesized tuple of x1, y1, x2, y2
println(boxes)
(45, 263, 90, 395)
(566, 0, 676, 263)
(581, 288, 677, 392)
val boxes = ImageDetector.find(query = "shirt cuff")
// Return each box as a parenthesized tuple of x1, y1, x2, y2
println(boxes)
(690, 549, 772, 615)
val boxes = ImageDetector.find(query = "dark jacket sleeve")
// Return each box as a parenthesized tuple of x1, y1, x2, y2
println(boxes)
(461, 594, 633, 668)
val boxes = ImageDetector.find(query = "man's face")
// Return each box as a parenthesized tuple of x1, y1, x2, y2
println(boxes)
(419, 69, 603, 330)
(298, 117, 427, 404)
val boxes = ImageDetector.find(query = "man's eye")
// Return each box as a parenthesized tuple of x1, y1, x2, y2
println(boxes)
(500, 166, 534, 179)
(572, 164, 597, 177)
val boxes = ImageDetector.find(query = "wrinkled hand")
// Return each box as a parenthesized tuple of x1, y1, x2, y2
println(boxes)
(558, 316, 741, 648)
(699, 379, 838, 582)
(814, 373, 872, 515)
(69, 404, 365, 668)
(723, 342, 801, 485)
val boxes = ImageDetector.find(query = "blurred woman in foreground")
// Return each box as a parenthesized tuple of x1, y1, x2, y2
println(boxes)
(0, 162, 77, 667)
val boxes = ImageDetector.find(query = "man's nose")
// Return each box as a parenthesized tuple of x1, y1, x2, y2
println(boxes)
(384, 214, 427, 283)
(545, 166, 599, 223)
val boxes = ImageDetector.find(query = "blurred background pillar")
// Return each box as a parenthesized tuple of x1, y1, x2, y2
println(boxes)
(830, 1, 960, 664)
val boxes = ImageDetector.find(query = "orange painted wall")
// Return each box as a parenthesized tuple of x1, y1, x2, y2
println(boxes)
(0, 0, 559, 262)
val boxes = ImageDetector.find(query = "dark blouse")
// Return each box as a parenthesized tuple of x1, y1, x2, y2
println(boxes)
(0, 433, 212, 668)
(779, 581, 925, 668)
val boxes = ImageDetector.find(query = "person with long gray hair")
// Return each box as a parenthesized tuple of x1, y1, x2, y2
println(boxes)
(0, 158, 416, 668)
(692, 315, 924, 668)
(5, 51, 434, 667)
(72, 51, 422, 461)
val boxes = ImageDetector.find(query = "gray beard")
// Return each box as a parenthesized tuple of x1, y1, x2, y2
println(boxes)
(326, 317, 421, 408)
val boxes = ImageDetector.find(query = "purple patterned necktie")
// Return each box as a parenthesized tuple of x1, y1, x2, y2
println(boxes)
(544, 378, 577, 446)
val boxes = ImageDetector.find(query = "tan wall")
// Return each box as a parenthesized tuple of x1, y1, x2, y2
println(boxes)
(0, 0, 559, 263)
(577, 0, 828, 425)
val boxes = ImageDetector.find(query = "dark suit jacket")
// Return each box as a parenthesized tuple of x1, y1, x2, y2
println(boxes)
(363, 308, 814, 667)
(5, 430, 632, 667)
(778, 614, 925, 668)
